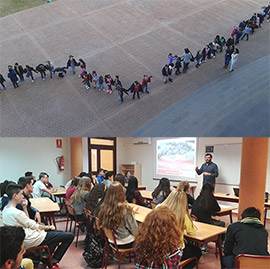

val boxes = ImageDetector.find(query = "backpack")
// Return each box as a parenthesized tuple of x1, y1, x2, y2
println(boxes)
(99, 76, 103, 84)
(82, 216, 105, 268)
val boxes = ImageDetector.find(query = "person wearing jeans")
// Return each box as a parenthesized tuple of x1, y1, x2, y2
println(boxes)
(39, 230, 74, 263)
(241, 25, 252, 41)
(180, 48, 192, 73)
(162, 64, 169, 83)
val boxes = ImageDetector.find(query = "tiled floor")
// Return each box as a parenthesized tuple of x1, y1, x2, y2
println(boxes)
(54, 213, 270, 268)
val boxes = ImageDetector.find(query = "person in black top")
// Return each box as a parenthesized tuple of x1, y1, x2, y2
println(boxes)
(222, 207, 269, 269)
(195, 153, 219, 186)
(191, 183, 224, 227)
(0, 74, 6, 90)
(17, 176, 42, 223)
(14, 63, 25, 81)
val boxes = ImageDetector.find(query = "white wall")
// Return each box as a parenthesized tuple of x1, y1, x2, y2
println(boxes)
(116, 137, 270, 217)
(0, 138, 71, 187)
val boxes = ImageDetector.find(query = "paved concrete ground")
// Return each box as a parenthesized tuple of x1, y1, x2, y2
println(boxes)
(0, 0, 269, 136)
(132, 56, 270, 136)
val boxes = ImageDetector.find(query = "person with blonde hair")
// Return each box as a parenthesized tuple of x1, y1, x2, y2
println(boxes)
(177, 181, 194, 206)
(162, 190, 201, 268)
(134, 206, 183, 268)
(70, 177, 92, 221)
(98, 182, 137, 249)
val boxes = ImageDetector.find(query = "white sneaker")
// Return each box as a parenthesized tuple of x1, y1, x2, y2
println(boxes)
(43, 78, 45, 80)
(32, 80, 34, 83)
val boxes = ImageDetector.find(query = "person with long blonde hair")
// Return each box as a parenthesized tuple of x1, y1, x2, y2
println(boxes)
(134, 206, 183, 268)
(98, 182, 137, 249)
(70, 177, 92, 221)
(162, 190, 201, 268)
(177, 181, 195, 206)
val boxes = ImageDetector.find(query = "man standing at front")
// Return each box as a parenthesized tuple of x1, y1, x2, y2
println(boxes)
(195, 153, 218, 186)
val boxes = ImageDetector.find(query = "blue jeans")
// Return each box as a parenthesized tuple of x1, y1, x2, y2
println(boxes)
(40, 230, 74, 262)
(183, 62, 190, 71)
(143, 83, 149, 93)
(26, 72, 34, 80)
(224, 55, 231, 66)
(98, 83, 105, 90)
(163, 76, 167, 83)
(71, 64, 75, 74)
(241, 33, 249, 41)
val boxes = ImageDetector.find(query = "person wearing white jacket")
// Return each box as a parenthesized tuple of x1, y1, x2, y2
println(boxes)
(230, 49, 239, 72)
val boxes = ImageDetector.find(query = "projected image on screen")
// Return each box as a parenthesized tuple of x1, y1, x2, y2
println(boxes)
(156, 138, 196, 178)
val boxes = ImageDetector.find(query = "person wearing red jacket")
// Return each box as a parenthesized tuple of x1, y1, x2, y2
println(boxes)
(82, 71, 92, 89)
(129, 81, 142, 100)
(142, 75, 153, 93)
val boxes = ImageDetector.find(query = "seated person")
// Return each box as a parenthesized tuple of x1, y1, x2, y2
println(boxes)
(162, 190, 202, 267)
(96, 168, 105, 183)
(0, 226, 34, 269)
(125, 171, 131, 184)
(0, 180, 12, 210)
(191, 183, 225, 227)
(222, 207, 269, 269)
(25, 171, 36, 185)
(17, 177, 42, 223)
(134, 206, 183, 268)
(177, 181, 195, 207)
(65, 176, 80, 201)
(32, 172, 57, 198)
(103, 172, 114, 188)
(151, 177, 171, 204)
(85, 183, 106, 216)
(70, 177, 92, 221)
(126, 177, 148, 207)
(2, 183, 74, 266)
(98, 182, 138, 249)
(114, 173, 126, 194)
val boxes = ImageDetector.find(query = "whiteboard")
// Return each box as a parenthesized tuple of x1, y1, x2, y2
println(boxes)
(207, 143, 242, 185)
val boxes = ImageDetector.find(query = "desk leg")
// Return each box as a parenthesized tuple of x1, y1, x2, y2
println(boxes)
(217, 235, 224, 265)
(229, 211, 233, 223)
(264, 207, 267, 227)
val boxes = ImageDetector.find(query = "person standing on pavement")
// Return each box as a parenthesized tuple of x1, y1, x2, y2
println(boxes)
(142, 74, 153, 93)
(162, 64, 169, 83)
(14, 63, 24, 82)
(229, 49, 239, 72)
(7, 65, 19, 88)
(24, 65, 38, 82)
(0, 74, 6, 90)
(180, 48, 193, 73)
(224, 45, 234, 69)
(241, 24, 252, 41)
(129, 81, 142, 100)
(66, 55, 78, 74)
(195, 153, 219, 186)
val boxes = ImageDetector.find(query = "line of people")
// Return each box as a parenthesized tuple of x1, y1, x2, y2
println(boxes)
(1, 3, 269, 103)
(161, 5, 270, 82)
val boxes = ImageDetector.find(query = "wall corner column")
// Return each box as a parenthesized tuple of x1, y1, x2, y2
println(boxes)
(70, 138, 83, 178)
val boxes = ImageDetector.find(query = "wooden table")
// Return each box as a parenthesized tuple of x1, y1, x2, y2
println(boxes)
(214, 193, 270, 226)
(217, 206, 237, 223)
(140, 190, 152, 200)
(125, 185, 147, 191)
(185, 221, 226, 263)
(53, 187, 66, 198)
(30, 198, 60, 227)
(131, 203, 226, 264)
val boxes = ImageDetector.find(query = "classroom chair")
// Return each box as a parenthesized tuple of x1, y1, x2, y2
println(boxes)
(150, 201, 158, 209)
(24, 245, 53, 268)
(65, 203, 85, 247)
(234, 254, 270, 268)
(179, 257, 198, 269)
(101, 228, 135, 269)
(63, 198, 72, 232)
(83, 208, 93, 233)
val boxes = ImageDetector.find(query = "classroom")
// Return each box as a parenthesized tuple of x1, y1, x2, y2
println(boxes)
(0, 137, 269, 268)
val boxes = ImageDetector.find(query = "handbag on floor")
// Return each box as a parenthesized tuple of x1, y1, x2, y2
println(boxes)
(83, 216, 104, 268)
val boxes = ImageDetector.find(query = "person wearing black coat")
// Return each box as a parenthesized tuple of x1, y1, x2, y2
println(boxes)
(25, 65, 38, 82)
(0, 74, 6, 90)
(14, 63, 24, 81)
(36, 64, 47, 80)
(7, 66, 19, 88)
(66, 55, 78, 74)
(162, 64, 169, 83)
(222, 207, 269, 269)
(129, 81, 142, 100)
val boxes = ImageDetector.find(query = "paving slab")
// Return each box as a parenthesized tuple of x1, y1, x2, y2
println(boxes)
(0, 0, 269, 136)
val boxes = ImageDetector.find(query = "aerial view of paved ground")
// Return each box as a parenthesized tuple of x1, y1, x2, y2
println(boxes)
(0, 0, 269, 136)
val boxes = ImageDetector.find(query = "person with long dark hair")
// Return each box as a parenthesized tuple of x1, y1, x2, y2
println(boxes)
(65, 176, 81, 200)
(152, 177, 171, 204)
(126, 177, 148, 207)
(98, 182, 138, 249)
(135, 206, 183, 268)
(85, 183, 106, 216)
(191, 183, 225, 227)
